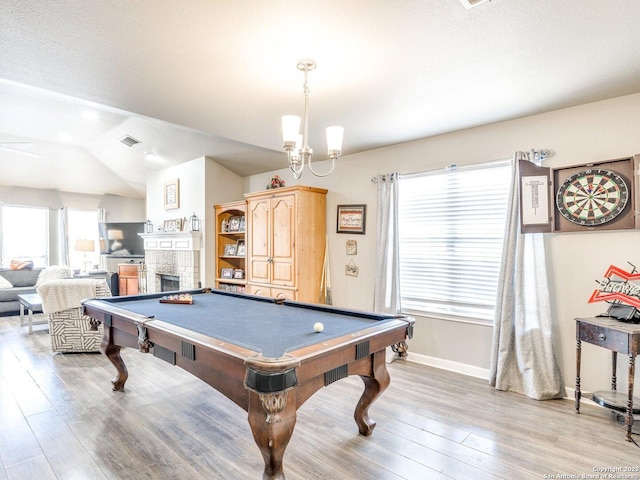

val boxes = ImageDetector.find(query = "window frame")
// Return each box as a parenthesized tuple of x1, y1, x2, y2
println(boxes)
(397, 159, 512, 324)
(0, 204, 50, 268)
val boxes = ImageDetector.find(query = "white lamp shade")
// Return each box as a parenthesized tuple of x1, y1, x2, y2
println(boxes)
(107, 229, 124, 240)
(326, 126, 344, 152)
(75, 239, 95, 252)
(281, 115, 301, 143)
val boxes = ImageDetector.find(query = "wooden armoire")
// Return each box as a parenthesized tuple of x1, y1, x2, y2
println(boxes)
(244, 185, 327, 303)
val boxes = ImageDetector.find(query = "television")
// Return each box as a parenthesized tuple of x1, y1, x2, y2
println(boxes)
(98, 222, 145, 255)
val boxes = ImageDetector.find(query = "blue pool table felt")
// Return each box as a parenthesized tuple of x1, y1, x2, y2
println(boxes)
(110, 293, 396, 358)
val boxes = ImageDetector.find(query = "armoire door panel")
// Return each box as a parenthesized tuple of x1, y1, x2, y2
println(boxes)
(250, 261, 269, 282)
(272, 263, 294, 285)
(272, 196, 294, 260)
(249, 200, 270, 257)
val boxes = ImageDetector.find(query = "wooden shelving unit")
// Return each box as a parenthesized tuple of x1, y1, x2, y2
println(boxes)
(214, 200, 247, 293)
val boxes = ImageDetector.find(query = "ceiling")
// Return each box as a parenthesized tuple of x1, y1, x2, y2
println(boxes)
(1, 0, 640, 198)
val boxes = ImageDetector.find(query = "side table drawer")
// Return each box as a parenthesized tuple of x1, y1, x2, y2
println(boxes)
(579, 323, 629, 354)
(118, 264, 139, 278)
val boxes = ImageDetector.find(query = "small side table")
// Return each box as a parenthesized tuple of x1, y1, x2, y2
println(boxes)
(18, 293, 46, 334)
(575, 316, 640, 441)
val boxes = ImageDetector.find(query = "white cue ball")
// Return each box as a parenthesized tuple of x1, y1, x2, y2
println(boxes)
(313, 322, 324, 333)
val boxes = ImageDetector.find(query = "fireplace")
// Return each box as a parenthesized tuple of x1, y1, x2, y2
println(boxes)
(141, 232, 202, 293)
(160, 274, 180, 292)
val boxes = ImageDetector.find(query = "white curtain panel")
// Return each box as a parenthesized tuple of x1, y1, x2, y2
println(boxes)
(373, 173, 400, 314)
(58, 207, 69, 267)
(490, 153, 566, 400)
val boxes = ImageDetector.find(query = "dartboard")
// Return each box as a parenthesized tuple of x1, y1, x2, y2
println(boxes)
(555, 168, 629, 226)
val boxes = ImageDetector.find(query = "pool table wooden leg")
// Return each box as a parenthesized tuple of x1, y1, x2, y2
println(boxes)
(247, 391, 297, 480)
(100, 328, 128, 392)
(355, 350, 390, 436)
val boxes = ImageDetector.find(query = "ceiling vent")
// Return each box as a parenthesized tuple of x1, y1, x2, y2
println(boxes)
(459, 0, 491, 8)
(119, 135, 141, 147)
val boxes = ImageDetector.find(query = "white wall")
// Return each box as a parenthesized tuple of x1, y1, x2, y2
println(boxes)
(146, 156, 244, 288)
(245, 92, 640, 394)
(0, 186, 145, 265)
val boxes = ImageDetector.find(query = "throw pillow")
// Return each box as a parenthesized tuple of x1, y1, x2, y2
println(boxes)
(9, 260, 34, 270)
(0, 275, 13, 289)
(35, 265, 72, 287)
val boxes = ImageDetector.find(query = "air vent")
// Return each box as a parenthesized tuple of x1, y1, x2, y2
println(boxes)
(119, 135, 141, 147)
(459, 0, 491, 8)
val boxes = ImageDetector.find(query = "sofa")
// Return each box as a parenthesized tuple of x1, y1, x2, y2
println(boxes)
(0, 265, 75, 316)
(37, 278, 111, 353)
(0, 268, 43, 315)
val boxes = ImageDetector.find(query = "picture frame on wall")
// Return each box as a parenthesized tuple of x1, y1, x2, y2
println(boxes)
(164, 178, 180, 210)
(337, 204, 366, 234)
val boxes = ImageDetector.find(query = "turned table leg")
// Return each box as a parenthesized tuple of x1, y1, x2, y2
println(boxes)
(247, 391, 297, 480)
(355, 350, 390, 435)
(100, 328, 128, 392)
(626, 355, 635, 442)
(575, 338, 581, 414)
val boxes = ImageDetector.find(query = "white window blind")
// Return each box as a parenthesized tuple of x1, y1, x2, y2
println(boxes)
(398, 160, 511, 322)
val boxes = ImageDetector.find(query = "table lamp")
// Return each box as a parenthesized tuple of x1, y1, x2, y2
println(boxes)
(107, 229, 124, 252)
(75, 239, 95, 273)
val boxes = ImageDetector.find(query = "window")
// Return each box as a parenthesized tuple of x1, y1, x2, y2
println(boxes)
(0, 205, 49, 268)
(67, 209, 100, 271)
(398, 160, 511, 323)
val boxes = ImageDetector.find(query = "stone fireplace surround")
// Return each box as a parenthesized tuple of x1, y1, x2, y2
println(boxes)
(140, 232, 201, 293)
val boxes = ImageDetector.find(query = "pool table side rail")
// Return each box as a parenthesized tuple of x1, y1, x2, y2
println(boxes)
(282, 298, 404, 321)
(84, 298, 257, 410)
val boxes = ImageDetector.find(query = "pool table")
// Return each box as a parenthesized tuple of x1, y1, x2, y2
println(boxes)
(83, 288, 414, 480)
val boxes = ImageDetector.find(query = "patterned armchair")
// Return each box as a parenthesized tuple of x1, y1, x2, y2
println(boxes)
(36, 278, 111, 353)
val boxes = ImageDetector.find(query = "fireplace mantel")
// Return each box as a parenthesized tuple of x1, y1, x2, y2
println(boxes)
(140, 232, 201, 251)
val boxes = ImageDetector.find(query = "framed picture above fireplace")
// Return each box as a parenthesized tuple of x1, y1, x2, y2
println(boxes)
(164, 178, 180, 210)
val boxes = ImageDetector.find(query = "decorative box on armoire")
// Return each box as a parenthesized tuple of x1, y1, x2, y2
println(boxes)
(245, 185, 327, 303)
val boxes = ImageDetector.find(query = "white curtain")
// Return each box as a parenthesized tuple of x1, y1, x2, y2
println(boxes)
(58, 207, 69, 266)
(490, 153, 566, 400)
(373, 173, 400, 314)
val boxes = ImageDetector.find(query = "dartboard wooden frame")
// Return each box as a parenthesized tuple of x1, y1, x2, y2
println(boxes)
(519, 154, 640, 233)
(552, 157, 637, 232)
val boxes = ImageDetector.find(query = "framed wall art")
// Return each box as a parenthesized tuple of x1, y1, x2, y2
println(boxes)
(164, 178, 180, 210)
(336, 204, 366, 234)
(345, 259, 359, 277)
(346, 239, 357, 255)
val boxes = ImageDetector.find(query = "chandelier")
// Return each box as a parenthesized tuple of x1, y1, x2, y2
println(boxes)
(281, 59, 344, 179)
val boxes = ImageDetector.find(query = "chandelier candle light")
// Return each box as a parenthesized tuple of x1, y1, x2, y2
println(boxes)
(282, 59, 344, 179)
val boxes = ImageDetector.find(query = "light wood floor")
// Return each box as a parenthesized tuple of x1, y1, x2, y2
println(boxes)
(1, 314, 639, 480)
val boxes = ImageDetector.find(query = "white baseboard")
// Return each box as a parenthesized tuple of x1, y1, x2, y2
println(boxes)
(403, 351, 491, 380)
(403, 353, 600, 405)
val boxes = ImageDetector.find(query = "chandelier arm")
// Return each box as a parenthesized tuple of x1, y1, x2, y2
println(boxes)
(290, 164, 304, 179)
(288, 150, 304, 178)
(307, 157, 336, 177)
(302, 67, 310, 150)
